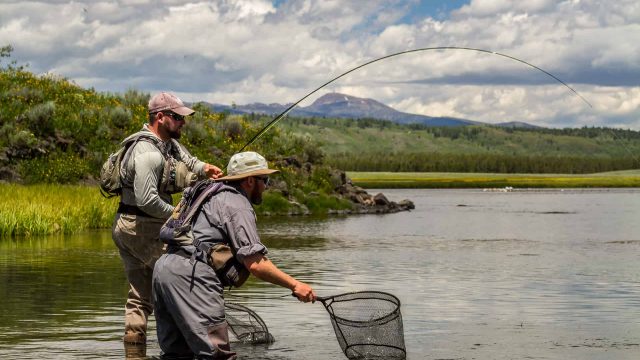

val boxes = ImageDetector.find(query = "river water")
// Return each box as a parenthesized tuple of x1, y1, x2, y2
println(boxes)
(1, 188, 639, 359)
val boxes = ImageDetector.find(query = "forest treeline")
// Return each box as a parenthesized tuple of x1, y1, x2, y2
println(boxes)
(280, 117, 640, 173)
(328, 152, 638, 174)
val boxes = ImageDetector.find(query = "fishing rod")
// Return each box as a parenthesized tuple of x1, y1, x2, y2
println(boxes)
(238, 46, 593, 152)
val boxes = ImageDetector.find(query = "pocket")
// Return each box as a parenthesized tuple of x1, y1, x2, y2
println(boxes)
(209, 244, 234, 270)
(207, 244, 250, 288)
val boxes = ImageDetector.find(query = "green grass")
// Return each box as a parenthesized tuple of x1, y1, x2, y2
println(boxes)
(348, 170, 640, 188)
(0, 183, 117, 237)
(1, 183, 356, 238)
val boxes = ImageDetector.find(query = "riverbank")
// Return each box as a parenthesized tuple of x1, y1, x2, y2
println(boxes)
(348, 170, 640, 188)
(0, 180, 412, 237)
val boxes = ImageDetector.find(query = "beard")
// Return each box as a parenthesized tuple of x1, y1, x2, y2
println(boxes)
(167, 128, 182, 139)
(249, 185, 263, 205)
(160, 120, 182, 139)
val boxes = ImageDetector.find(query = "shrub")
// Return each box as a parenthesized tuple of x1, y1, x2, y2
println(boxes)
(24, 101, 56, 137)
(109, 106, 133, 129)
(18, 151, 91, 184)
(255, 191, 291, 215)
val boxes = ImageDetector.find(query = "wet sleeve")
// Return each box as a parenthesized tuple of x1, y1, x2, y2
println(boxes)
(133, 150, 173, 218)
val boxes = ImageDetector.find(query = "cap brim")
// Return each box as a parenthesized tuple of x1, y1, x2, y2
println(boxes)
(172, 105, 195, 116)
(217, 168, 279, 181)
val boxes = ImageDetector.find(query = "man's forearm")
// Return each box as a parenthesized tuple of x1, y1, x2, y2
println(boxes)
(244, 255, 298, 290)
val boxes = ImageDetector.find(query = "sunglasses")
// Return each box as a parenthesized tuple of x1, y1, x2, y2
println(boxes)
(255, 176, 270, 186)
(164, 112, 185, 122)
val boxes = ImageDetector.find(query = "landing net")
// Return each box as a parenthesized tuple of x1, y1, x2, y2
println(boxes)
(319, 291, 406, 360)
(225, 302, 274, 344)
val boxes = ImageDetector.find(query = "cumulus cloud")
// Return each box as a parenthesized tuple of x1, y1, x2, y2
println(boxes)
(0, 0, 638, 128)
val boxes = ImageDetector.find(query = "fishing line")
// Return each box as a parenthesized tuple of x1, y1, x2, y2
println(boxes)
(238, 46, 593, 152)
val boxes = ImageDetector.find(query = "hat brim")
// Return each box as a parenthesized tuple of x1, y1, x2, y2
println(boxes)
(217, 168, 279, 181)
(172, 105, 195, 116)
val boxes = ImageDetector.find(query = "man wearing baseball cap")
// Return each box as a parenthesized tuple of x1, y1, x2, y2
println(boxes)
(152, 151, 316, 359)
(112, 92, 224, 346)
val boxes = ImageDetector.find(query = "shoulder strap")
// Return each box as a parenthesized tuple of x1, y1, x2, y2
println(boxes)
(181, 182, 225, 226)
(120, 133, 162, 169)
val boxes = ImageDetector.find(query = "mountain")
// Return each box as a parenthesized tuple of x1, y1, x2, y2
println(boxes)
(495, 121, 542, 129)
(205, 92, 533, 128)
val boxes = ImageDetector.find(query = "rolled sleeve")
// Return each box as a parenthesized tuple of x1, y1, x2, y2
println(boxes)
(235, 243, 268, 263)
(225, 207, 268, 263)
(193, 189, 269, 263)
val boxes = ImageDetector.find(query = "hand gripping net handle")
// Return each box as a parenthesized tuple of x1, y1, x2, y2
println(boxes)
(318, 291, 406, 360)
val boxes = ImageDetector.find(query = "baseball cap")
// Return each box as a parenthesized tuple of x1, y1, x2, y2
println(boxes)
(148, 92, 195, 116)
(218, 152, 279, 181)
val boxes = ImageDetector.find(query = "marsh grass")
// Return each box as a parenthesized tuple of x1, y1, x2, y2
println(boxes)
(348, 170, 640, 188)
(0, 183, 117, 237)
(1, 183, 356, 238)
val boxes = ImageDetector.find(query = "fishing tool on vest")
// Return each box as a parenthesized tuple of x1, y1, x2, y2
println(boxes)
(225, 302, 275, 344)
(238, 46, 592, 153)
(317, 291, 405, 360)
(159, 180, 250, 288)
(100, 134, 199, 198)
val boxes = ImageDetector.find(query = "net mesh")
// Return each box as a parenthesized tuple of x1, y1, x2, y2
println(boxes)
(225, 302, 275, 344)
(321, 291, 406, 360)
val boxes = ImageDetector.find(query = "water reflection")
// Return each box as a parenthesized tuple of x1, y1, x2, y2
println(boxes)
(1, 189, 640, 359)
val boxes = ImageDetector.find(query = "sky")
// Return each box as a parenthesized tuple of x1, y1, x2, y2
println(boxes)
(1, 0, 639, 129)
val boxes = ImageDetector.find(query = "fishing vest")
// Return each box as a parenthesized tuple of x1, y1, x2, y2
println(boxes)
(120, 132, 198, 195)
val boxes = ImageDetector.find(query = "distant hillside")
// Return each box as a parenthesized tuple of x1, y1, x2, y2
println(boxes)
(279, 116, 640, 173)
(206, 92, 517, 127)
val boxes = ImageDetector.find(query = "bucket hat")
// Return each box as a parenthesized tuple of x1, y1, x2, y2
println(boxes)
(218, 152, 279, 181)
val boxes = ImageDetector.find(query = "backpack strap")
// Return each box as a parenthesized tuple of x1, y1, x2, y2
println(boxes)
(182, 182, 225, 226)
(119, 132, 166, 187)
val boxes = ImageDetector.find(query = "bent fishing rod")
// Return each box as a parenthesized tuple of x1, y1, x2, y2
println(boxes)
(238, 46, 593, 152)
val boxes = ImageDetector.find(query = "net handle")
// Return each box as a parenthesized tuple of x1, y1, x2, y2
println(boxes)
(316, 291, 401, 304)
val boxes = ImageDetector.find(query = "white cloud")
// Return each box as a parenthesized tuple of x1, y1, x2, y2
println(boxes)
(0, 0, 638, 128)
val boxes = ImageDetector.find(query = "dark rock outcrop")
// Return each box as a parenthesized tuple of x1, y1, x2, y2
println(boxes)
(334, 171, 414, 214)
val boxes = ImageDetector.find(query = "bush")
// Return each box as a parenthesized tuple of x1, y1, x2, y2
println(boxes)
(24, 101, 56, 137)
(19, 151, 91, 184)
(255, 191, 291, 215)
(109, 106, 133, 129)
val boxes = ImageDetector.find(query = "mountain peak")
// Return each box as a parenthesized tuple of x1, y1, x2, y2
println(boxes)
(208, 92, 531, 128)
(311, 92, 392, 110)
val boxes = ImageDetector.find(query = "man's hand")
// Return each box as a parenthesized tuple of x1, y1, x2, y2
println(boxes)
(292, 281, 317, 303)
(204, 163, 223, 179)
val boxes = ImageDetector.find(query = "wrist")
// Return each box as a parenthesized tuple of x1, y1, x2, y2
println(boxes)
(290, 280, 300, 291)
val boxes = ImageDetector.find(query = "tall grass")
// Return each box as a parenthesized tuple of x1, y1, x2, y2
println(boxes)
(1, 183, 356, 238)
(0, 183, 117, 237)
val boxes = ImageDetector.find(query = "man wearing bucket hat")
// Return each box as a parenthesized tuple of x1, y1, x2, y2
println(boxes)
(112, 92, 224, 346)
(152, 151, 316, 359)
